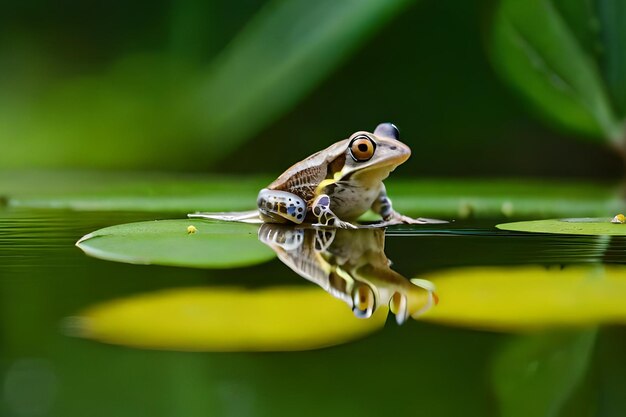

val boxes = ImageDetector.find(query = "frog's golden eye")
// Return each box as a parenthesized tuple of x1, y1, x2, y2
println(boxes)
(349, 135, 376, 162)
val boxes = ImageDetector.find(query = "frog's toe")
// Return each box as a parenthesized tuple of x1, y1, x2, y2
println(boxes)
(337, 220, 358, 229)
(387, 212, 449, 225)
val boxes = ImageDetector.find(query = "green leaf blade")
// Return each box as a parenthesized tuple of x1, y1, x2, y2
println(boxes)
(492, 331, 596, 417)
(187, 0, 415, 162)
(491, 0, 622, 143)
(598, 0, 626, 116)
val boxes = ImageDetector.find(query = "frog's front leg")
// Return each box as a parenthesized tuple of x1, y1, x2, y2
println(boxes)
(311, 195, 358, 229)
(257, 189, 307, 224)
(372, 185, 446, 225)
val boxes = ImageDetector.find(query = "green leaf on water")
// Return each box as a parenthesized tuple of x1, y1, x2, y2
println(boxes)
(492, 330, 596, 417)
(76, 220, 275, 269)
(497, 218, 626, 235)
(491, 0, 623, 144)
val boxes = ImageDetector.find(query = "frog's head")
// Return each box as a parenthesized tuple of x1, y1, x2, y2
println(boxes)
(337, 123, 411, 183)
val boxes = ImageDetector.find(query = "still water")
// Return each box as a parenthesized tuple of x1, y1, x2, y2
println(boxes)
(1, 208, 625, 417)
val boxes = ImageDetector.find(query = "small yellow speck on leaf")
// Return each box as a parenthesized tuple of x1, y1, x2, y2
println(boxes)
(187, 225, 198, 234)
(611, 214, 626, 224)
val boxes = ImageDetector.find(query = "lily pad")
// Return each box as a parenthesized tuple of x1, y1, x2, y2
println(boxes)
(421, 265, 626, 331)
(69, 286, 388, 351)
(76, 220, 275, 268)
(497, 218, 626, 235)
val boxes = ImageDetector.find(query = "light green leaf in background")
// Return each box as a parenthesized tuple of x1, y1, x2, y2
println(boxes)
(0, 0, 414, 169)
(492, 330, 596, 417)
(497, 217, 626, 235)
(2, 171, 622, 218)
(76, 220, 275, 268)
(187, 0, 416, 162)
(491, 0, 624, 146)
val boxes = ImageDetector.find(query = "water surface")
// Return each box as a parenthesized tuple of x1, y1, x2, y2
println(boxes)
(1, 208, 625, 417)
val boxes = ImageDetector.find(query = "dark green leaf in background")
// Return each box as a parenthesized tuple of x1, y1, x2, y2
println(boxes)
(491, 0, 623, 146)
(597, 0, 626, 116)
(186, 0, 415, 163)
(492, 330, 596, 417)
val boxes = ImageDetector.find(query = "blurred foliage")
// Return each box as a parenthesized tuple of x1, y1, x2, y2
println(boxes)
(0, 0, 415, 169)
(491, 0, 626, 149)
(1, 0, 625, 177)
(492, 330, 596, 417)
(1, 171, 623, 217)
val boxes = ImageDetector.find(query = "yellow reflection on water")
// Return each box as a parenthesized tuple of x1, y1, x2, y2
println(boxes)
(421, 265, 626, 331)
(71, 286, 388, 352)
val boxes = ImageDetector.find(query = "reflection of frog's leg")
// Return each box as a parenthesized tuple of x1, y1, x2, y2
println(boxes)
(351, 283, 376, 318)
(311, 194, 357, 229)
(257, 189, 307, 224)
(371, 185, 439, 225)
(258, 223, 305, 251)
(313, 229, 336, 252)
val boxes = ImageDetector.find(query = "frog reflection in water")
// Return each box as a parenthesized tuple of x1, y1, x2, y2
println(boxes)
(258, 223, 437, 324)
(191, 123, 446, 228)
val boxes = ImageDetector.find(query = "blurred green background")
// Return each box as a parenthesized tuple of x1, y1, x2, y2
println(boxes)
(2, 0, 625, 178)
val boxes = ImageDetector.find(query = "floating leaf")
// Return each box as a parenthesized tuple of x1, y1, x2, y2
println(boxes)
(491, 0, 623, 144)
(421, 265, 626, 331)
(492, 330, 596, 417)
(497, 218, 626, 235)
(76, 220, 275, 268)
(69, 286, 388, 351)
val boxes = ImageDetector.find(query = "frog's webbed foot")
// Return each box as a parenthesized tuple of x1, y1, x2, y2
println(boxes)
(372, 186, 448, 226)
(313, 229, 336, 252)
(311, 194, 358, 229)
(384, 212, 449, 225)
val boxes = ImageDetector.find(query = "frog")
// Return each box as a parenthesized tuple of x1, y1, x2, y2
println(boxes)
(257, 223, 438, 324)
(256, 122, 441, 228)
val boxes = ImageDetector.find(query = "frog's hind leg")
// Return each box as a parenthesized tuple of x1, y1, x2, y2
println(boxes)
(257, 189, 307, 224)
(311, 194, 357, 229)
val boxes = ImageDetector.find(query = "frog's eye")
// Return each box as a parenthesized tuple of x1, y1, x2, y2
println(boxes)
(351, 283, 376, 318)
(349, 135, 376, 162)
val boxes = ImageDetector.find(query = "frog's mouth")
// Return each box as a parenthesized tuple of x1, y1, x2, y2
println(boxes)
(346, 162, 402, 183)
(352, 152, 409, 175)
